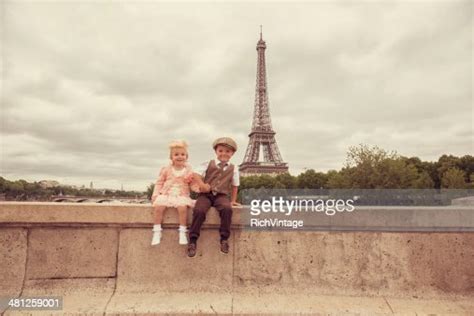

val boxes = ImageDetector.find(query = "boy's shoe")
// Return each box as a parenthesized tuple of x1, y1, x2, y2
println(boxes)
(220, 239, 229, 254)
(151, 230, 162, 246)
(179, 230, 188, 245)
(187, 243, 197, 257)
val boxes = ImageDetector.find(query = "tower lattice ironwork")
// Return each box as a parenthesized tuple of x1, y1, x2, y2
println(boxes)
(239, 28, 289, 176)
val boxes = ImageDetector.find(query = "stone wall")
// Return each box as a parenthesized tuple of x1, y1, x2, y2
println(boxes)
(1, 202, 473, 314)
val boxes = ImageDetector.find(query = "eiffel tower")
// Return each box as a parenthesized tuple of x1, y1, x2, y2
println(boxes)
(239, 27, 289, 176)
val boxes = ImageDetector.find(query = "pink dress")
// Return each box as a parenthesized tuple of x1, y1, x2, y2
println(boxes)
(151, 164, 195, 208)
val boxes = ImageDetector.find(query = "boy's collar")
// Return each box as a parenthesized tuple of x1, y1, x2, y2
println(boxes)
(215, 159, 230, 165)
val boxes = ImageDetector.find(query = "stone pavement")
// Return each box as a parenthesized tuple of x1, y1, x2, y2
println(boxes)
(2, 290, 473, 315)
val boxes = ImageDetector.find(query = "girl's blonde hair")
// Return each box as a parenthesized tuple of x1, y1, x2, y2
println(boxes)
(169, 140, 188, 159)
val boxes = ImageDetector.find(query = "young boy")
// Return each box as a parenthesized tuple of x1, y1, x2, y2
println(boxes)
(187, 137, 241, 257)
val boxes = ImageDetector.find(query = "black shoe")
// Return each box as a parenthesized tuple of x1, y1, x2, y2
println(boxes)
(187, 243, 197, 257)
(220, 239, 229, 254)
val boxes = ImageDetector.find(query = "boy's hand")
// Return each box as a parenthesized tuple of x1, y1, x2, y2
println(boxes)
(190, 181, 200, 193)
(200, 183, 211, 193)
(231, 201, 242, 207)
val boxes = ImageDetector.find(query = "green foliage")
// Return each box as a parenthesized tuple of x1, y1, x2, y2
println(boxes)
(240, 175, 276, 190)
(296, 169, 328, 189)
(458, 155, 474, 183)
(411, 171, 435, 189)
(325, 144, 429, 189)
(326, 169, 351, 189)
(275, 173, 297, 189)
(441, 167, 467, 188)
(346, 144, 398, 169)
(239, 145, 471, 190)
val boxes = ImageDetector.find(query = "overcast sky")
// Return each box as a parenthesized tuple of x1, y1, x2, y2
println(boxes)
(1, 0, 472, 191)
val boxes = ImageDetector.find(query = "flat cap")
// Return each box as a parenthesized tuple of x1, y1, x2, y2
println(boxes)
(212, 137, 237, 152)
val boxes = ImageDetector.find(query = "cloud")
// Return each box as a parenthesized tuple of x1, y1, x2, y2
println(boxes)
(1, 1, 472, 190)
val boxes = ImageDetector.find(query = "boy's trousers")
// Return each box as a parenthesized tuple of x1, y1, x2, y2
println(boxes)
(189, 193, 232, 241)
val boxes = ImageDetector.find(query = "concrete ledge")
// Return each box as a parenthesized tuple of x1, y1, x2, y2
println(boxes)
(0, 228, 26, 297)
(324, 205, 474, 231)
(242, 205, 474, 232)
(233, 231, 474, 298)
(1, 202, 473, 232)
(116, 229, 233, 293)
(0, 202, 239, 228)
(27, 228, 118, 279)
(1, 202, 473, 315)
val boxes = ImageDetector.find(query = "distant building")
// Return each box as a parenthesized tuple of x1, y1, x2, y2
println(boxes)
(39, 180, 60, 189)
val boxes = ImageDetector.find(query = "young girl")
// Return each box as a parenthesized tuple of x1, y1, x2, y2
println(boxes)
(151, 140, 196, 245)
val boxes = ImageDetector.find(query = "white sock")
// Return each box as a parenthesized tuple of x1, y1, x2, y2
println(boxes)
(178, 225, 187, 232)
(153, 224, 162, 232)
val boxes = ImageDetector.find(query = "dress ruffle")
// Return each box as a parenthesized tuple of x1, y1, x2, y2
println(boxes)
(153, 194, 195, 208)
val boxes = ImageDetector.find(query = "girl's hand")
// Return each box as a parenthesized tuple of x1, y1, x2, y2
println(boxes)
(231, 201, 242, 207)
(151, 194, 160, 203)
(184, 173, 194, 184)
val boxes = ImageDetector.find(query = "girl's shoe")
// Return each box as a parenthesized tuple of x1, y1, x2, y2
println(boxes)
(151, 229, 162, 245)
(179, 229, 188, 245)
(178, 226, 188, 245)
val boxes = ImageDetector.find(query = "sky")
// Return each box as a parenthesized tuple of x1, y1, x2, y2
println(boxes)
(1, 0, 472, 191)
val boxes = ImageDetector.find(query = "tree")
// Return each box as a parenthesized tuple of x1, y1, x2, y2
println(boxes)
(326, 169, 351, 189)
(346, 144, 397, 168)
(335, 144, 432, 189)
(274, 173, 297, 189)
(377, 158, 419, 189)
(420, 161, 440, 188)
(441, 168, 467, 189)
(344, 144, 398, 188)
(255, 175, 276, 189)
(402, 157, 438, 187)
(458, 155, 474, 184)
(240, 175, 262, 190)
(411, 170, 435, 189)
(0, 177, 7, 192)
(296, 169, 327, 189)
(437, 155, 461, 185)
(273, 181, 286, 189)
